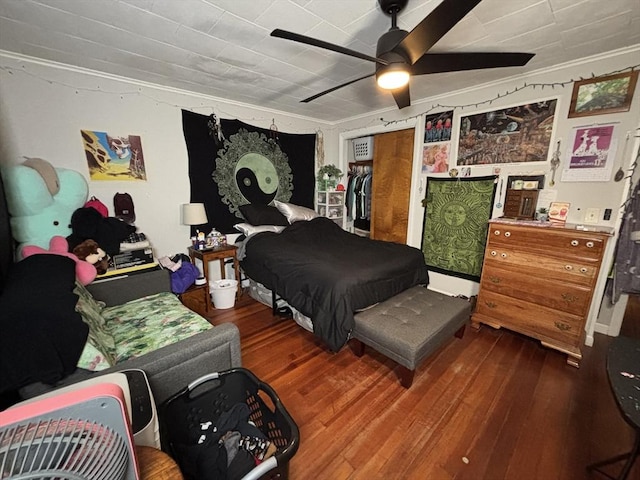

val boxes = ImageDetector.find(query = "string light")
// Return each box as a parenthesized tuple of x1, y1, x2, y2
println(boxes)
(1, 62, 638, 134)
(0, 64, 342, 134)
(377, 64, 640, 128)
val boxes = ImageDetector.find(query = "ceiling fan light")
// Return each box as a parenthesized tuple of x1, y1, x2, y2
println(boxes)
(376, 67, 410, 90)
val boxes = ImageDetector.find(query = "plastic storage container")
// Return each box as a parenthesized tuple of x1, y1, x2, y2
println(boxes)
(160, 368, 299, 480)
(209, 279, 238, 309)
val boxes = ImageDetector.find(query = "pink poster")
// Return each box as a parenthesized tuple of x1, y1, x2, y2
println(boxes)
(569, 125, 614, 169)
(562, 124, 617, 182)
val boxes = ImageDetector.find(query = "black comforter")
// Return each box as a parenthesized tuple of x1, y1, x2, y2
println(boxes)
(240, 217, 430, 351)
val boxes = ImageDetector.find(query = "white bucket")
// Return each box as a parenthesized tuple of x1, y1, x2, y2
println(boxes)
(209, 279, 238, 309)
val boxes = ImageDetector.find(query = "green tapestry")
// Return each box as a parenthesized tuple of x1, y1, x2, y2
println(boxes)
(421, 176, 497, 281)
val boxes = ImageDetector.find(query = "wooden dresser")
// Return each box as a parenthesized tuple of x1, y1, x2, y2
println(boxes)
(472, 219, 610, 367)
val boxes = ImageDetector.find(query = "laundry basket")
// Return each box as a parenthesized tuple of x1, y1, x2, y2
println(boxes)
(210, 279, 238, 309)
(159, 368, 299, 480)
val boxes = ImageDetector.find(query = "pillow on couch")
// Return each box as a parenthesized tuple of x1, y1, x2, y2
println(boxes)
(0, 255, 88, 393)
(239, 203, 289, 226)
(274, 200, 318, 223)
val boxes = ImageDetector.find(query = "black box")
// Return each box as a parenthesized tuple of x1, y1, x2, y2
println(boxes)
(109, 247, 154, 270)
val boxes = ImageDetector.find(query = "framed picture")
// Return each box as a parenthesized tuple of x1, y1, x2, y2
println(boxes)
(507, 174, 545, 190)
(568, 71, 638, 118)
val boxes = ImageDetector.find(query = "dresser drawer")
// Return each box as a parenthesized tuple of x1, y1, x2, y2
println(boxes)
(482, 249, 600, 288)
(474, 290, 583, 348)
(480, 264, 593, 316)
(486, 224, 607, 261)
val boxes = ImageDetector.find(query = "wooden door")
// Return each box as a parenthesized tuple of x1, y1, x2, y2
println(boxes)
(370, 128, 414, 243)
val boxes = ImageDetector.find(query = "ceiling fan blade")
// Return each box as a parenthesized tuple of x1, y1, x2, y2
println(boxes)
(410, 52, 535, 75)
(395, 0, 482, 64)
(271, 29, 389, 65)
(391, 84, 411, 109)
(302, 73, 374, 103)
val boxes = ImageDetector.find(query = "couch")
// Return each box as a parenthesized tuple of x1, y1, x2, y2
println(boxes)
(8, 266, 242, 406)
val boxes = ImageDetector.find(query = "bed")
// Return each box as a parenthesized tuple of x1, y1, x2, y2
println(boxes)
(239, 216, 430, 351)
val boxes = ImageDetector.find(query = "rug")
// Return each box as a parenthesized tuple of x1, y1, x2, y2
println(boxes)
(182, 111, 316, 234)
(421, 176, 497, 281)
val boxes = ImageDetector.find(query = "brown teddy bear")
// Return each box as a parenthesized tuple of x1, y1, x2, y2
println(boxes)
(72, 239, 109, 275)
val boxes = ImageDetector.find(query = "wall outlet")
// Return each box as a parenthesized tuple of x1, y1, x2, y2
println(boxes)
(585, 208, 600, 224)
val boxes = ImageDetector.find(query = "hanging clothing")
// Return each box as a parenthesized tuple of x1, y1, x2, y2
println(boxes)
(347, 166, 373, 232)
(613, 180, 640, 302)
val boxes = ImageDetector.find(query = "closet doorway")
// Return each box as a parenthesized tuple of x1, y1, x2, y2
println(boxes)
(370, 128, 414, 243)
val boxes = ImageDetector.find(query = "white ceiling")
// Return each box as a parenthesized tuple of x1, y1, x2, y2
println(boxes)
(1, 0, 639, 123)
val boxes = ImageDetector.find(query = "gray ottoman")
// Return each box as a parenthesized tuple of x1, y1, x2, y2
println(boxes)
(351, 286, 472, 388)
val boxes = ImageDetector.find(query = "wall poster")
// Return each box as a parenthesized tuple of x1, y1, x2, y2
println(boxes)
(422, 143, 450, 173)
(457, 99, 557, 166)
(81, 130, 147, 181)
(424, 110, 453, 143)
(560, 124, 618, 182)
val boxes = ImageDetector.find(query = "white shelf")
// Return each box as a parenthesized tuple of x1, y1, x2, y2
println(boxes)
(317, 190, 345, 228)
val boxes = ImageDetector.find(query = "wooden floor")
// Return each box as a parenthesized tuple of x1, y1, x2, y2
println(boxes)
(203, 293, 640, 480)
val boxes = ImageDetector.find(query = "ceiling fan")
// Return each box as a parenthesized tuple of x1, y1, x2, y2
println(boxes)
(271, 0, 535, 109)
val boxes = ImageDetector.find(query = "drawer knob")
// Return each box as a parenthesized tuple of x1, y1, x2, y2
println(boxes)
(561, 293, 578, 303)
(501, 252, 507, 258)
(565, 265, 573, 271)
(494, 230, 501, 235)
(586, 241, 594, 248)
(554, 321, 572, 332)
(504, 231, 511, 237)
(489, 276, 501, 284)
(491, 251, 497, 256)
(580, 267, 588, 274)
(571, 240, 579, 247)
(485, 301, 497, 309)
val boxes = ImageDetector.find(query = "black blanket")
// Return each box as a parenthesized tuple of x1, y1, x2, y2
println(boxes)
(0, 255, 87, 393)
(240, 217, 430, 351)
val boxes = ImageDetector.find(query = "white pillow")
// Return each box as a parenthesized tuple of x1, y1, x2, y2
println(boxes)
(274, 200, 319, 223)
(234, 223, 285, 237)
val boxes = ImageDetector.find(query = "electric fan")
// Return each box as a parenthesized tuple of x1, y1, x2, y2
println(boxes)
(0, 383, 139, 480)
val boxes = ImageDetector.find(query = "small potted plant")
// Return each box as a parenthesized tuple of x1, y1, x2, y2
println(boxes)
(536, 207, 549, 222)
(317, 164, 343, 191)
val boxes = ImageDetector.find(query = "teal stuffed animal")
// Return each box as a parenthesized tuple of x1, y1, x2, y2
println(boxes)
(2, 158, 88, 255)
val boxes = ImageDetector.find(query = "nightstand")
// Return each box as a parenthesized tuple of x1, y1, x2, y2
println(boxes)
(178, 284, 208, 318)
(188, 245, 241, 312)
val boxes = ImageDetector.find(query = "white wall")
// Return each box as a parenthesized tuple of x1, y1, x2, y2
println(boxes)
(331, 46, 640, 343)
(0, 53, 327, 260)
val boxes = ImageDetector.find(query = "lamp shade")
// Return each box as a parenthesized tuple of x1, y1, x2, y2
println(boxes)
(181, 203, 208, 225)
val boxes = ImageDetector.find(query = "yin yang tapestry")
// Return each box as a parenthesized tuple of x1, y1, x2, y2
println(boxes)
(182, 110, 315, 234)
(421, 175, 497, 281)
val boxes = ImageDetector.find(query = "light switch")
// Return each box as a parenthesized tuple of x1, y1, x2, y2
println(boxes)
(585, 208, 600, 224)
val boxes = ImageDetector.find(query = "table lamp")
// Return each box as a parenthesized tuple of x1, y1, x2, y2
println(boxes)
(181, 203, 208, 226)
(181, 203, 208, 243)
